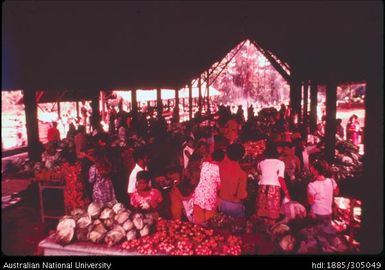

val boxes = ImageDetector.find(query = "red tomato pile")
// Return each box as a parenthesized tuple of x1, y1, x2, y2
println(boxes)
(63, 162, 89, 212)
(121, 218, 242, 255)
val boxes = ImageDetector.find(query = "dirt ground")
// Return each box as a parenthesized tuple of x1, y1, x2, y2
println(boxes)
(2, 183, 57, 256)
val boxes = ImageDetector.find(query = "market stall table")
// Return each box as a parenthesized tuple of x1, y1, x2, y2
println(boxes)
(38, 235, 141, 256)
(38, 180, 65, 223)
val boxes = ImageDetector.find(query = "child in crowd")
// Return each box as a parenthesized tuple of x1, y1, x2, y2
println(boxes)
(168, 166, 196, 221)
(130, 171, 163, 215)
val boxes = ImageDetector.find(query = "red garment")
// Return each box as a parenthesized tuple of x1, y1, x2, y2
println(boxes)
(130, 188, 163, 210)
(219, 159, 247, 203)
(47, 127, 60, 142)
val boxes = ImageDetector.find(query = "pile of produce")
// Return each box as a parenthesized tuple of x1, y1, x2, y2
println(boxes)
(207, 212, 248, 235)
(333, 197, 362, 231)
(2, 158, 38, 178)
(122, 218, 242, 255)
(53, 202, 155, 247)
(62, 162, 89, 211)
(331, 140, 363, 181)
(243, 139, 266, 160)
(296, 221, 351, 253)
(35, 166, 67, 183)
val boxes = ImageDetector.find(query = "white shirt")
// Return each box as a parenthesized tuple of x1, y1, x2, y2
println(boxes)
(258, 159, 285, 186)
(118, 126, 126, 140)
(302, 145, 319, 171)
(127, 163, 145, 194)
(307, 178, 337, 216)
(183, 145, 194, 169)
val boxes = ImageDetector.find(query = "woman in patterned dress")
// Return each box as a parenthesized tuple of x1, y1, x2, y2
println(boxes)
(88, 152, 116, 204)
(192, 150, 225, 226)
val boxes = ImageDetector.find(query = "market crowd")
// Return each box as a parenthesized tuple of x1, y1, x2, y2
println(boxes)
(40, 102, 362, 229)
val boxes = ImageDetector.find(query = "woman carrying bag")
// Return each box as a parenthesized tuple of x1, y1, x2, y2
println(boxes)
(307, 159, 339, 223)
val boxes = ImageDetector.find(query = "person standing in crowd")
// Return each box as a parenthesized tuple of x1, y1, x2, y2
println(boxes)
(192, 150, 224, 225)
(80, 100, 90, 128)
(307, 159, 339, 223)
(47, 121, 60, 144)
(235, 105, 245, 124)
(127, 147, 149, 196)
(41, 142, 60, 169)
(130, 171, 163, 216)
(108, 106, 117, 134)
(169, 166, 196, 221)
(88, 151, 116, 204)
(256, 142, 291, 226)
(74, 125, 88, 159)
(223, 117, 239, 144)
(336, 118, 344, 141)
(279, 143, 301, 182)
(218, 143, 248, 218)
(182, 137, 195, 169)
(66, 123, 77, 141)
(183, 141, 209, 187)
(346, 114, 360, 145)
(118, 120, 127, 144)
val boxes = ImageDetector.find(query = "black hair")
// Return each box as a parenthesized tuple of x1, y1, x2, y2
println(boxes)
(264, 141, 279, 159)
(311, 159, 330, 176)
(226, 143, 245, 161)
(133, 146, 148, 162)
(77, 125, 86, 133)
(166, 165, 182, 175)
(94, 132, 109, 143)
(151, 170, 165, 178)
(196, 141, 209, 148)
(136, 170, 151, 182)
(212, 149, 225, 162)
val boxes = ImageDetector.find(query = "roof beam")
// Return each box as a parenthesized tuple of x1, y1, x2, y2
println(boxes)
(251, 40, 292, 83)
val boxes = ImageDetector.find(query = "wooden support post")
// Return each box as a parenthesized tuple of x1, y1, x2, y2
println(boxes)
(57, 101, 61, 119)
(101, 91, 106, 123)
(76, 100, 80, 120)
(188, 82, 193, 120)
(360, 67, 383, 253)
(290, 80, 301, 123)
(175, 88, 179, 113)
(206, 70, 210, 114)
(131, 89, 138, 114)
(157, 88, 162, 116)
(24, 89, 41, 161)
(198, 76, 202, 114)
(309, 81, 318, 133)
(324, 81, 337, 163)
(303, 80, 309, 128)
(90, 91, 100, 130)
(172, 88, 180, 123)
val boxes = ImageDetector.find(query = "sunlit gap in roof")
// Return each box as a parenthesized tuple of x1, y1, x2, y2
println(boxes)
(186, 39, 291, 120)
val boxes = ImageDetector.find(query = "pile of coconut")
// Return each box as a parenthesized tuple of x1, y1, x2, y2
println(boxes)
(53, 201, 155, 247)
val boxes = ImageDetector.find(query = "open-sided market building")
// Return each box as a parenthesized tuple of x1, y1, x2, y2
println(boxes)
(1, 1, 383, 255)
